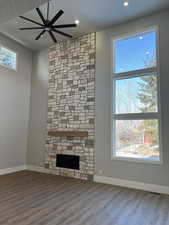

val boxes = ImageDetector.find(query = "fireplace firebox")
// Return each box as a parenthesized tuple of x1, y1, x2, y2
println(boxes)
(56, 154, 80, 170)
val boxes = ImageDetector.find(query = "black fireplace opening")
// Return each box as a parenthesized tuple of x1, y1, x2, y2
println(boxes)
(56, 154, 80, 170)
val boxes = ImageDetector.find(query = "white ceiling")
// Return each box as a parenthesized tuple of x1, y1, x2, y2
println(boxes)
(0, 0, 169, 50)
(0, 0, 48, 24)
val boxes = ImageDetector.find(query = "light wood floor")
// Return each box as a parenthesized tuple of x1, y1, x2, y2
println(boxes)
(0, 171, 169, 225)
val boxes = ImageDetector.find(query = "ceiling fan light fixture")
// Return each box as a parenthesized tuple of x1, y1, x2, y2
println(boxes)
(44, 27, 51, 31)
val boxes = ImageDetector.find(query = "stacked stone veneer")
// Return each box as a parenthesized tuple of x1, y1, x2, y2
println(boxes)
(45, 33, 95, 180)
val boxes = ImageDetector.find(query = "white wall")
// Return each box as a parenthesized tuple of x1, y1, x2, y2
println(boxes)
(95, 10, 169, 186)
(27, 49, 49, 166)
(0, 32, 32, 169)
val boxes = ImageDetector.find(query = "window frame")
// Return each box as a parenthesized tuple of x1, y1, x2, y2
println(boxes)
(0, 44, 18, 71)
(111, 25, 163, 164)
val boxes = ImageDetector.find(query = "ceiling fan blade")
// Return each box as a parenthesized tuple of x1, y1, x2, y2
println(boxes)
(48, 10, 64, 26)
(35, 30, 46, 40)
(47, 1, 49, 20)
(20, 16, 43, 26)
(20, 27, 44, 30)
(52, 24, 77, 28)
(48, 31, 57, 43)
(36, 8, 46, 24)
(52, 28, 72, 38)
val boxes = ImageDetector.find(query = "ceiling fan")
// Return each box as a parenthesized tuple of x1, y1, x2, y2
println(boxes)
(19, 1, 78, 43)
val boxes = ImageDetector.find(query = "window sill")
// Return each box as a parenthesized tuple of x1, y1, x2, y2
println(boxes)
(111, 156, 163, 165)
(0, 63, 17, 71)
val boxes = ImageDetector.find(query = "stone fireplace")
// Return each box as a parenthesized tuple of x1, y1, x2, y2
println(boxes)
(45, 33, 95, 180)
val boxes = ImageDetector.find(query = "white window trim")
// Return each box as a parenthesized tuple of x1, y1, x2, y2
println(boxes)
(0, 45, 18, 71)
(110, 25, 163, 164)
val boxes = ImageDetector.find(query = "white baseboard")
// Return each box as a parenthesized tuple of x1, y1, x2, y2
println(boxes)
(25, 165, 50, 174)
(1, 165, 168, 195)
(0, 165, 49, 176)
(0, 165, 26, 175)
(94, 175, 169, 195)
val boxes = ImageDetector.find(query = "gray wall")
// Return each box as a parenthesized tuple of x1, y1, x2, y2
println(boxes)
(27, 49, 49, 167)
(0, 33, 32, 169)
(95, 10, 169, 186)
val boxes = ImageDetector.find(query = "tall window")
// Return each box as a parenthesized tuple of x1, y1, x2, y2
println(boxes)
(112, 27, 161, 162)
(0, 46, 17, 70)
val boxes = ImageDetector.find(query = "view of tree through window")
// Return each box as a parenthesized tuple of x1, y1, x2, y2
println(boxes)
(112, 29, 160, 161)
(115, 74, 158, 114)
(115, 120, 159, 160)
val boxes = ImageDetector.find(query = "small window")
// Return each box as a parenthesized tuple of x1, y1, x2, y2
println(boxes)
(112, 27, 161, 163)
(0, 46, 17, 70)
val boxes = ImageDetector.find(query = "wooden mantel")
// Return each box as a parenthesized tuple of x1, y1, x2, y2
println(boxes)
(48, 131, 88, 137)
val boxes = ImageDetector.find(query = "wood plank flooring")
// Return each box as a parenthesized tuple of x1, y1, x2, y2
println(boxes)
(0, 171, 169, 225)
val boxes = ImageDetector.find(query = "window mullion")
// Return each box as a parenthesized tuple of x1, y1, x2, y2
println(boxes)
(112, 69, 157, 80)
(112, 112, 159, 120)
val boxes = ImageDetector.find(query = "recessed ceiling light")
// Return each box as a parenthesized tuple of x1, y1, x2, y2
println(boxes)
(146, 51, 150, 55)
(139, 36, 143, 40)
(123, 1, 129, 7)
(75, 20, 80, 25)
